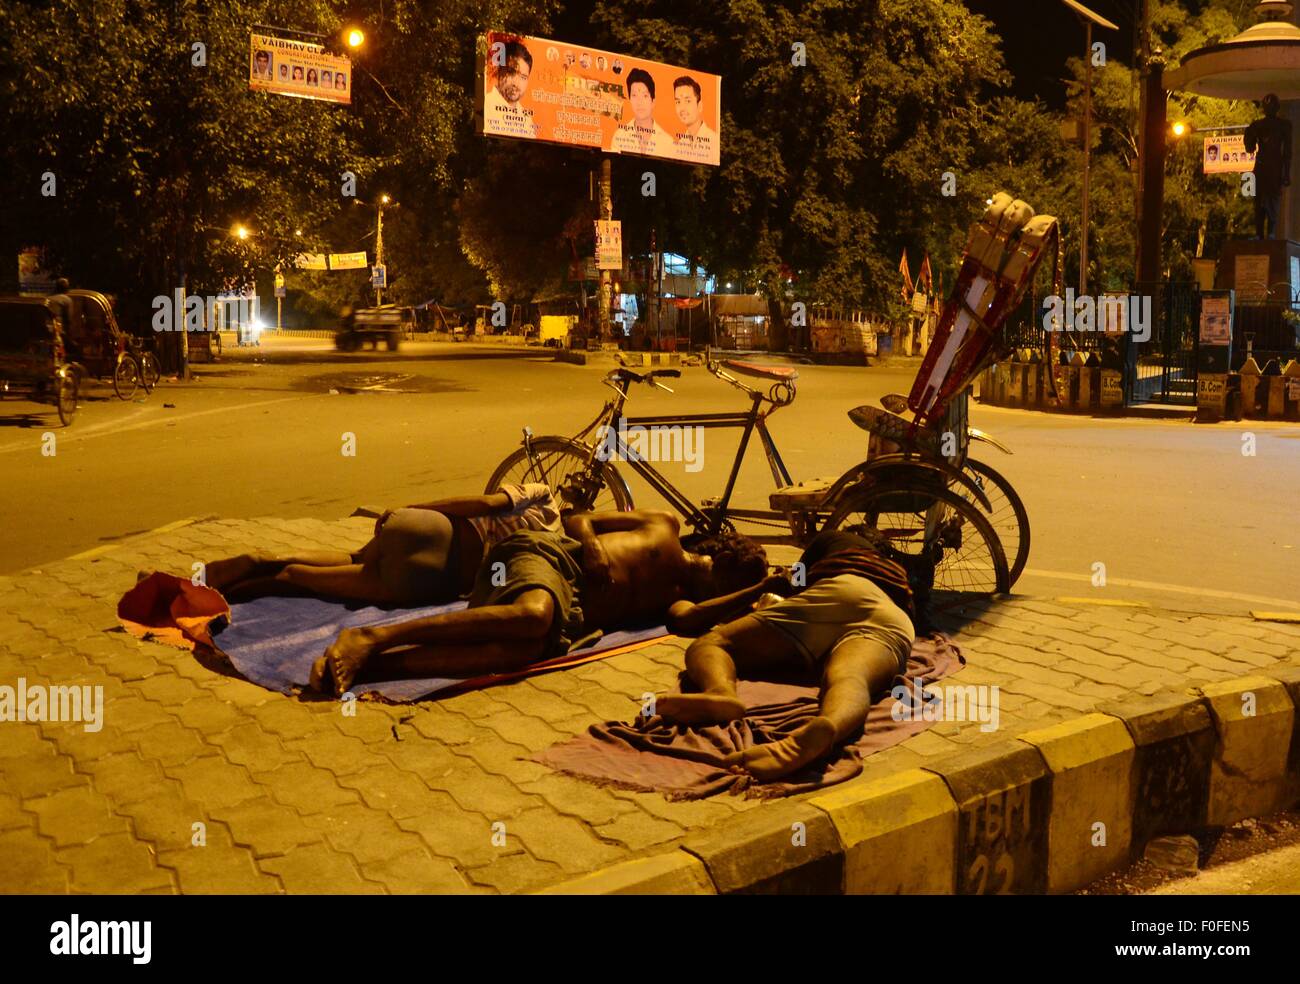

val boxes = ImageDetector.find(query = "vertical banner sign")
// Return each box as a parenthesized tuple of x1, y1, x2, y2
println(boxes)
(595, 220, 622, 270)
(1203, 134, 1256, 174)
(1197, 289, 1233, 421)
(249, 33, 352, 105)
(480, 32, 721, 166)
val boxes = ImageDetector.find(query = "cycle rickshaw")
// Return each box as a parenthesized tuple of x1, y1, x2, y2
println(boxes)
(0, 296, 80, 426)
(488, 193, 1058, 602)
(63, 289, 161, 399)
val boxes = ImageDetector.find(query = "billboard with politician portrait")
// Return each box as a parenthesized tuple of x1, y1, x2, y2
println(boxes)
(480, 32, 721, 166)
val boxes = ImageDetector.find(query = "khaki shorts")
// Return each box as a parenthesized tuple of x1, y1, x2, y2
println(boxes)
(750, 573, 915, 674)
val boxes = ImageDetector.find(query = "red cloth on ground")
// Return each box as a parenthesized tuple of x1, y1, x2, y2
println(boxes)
(117, 572, 229, 651)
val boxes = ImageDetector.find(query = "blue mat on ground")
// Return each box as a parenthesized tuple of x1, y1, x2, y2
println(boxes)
(210, 595, 665, 702)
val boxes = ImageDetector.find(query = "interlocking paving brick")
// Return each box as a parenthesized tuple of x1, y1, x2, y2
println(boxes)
(27, 786, 133, 847)
(592, 810, 686, 852)
(505, 807, 625, 872)
(396, 791, 524, 868)
(102, 695, 174, 734)
(211, 799, 325, 858)
(518, 775, 637, 825)
(251, 700, 335, 742)
(0, 794, 31, 832)
(335, 764, 441, 820)
(476, 709, 568, 752)
(301, 803, 430, 865)
(283, 731, 376, 777)
(408, 708, 481, 746)
(173, 697, 250, 734)
(465, 851, 567, 894)
(0, 830, 71, 892)
(156, 826, 280, 894)
(162, 755, 262, 812)
(255, 762, 360, 815)
(209, 722, 303, 772)
(60, 831, 175, 893)
(427, 765, 543, 819)
(5, 745, 89, 799)
(84, 751, 168, 805)
(256, 843, 385, 893)
(131, 718, 217, 767)
(358, 847, 475, 894)
(112, 787, 203, 848)
(132, 671, 207, 708)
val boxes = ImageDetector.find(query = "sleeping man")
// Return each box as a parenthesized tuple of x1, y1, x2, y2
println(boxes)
(656, 529, 917, 781)
(308, 510, 768, 697)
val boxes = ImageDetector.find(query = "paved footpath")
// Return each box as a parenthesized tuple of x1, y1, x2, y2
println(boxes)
(1, 516, 1298, 894)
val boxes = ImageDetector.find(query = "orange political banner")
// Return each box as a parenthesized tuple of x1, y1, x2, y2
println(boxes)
(480, 32, 721, 166)
(249, 33, 352, 105)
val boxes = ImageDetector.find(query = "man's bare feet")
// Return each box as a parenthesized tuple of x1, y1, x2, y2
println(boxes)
(726, 716, 837, 781)
(311, 626, 375, 697)
(656, 692, 746, 725)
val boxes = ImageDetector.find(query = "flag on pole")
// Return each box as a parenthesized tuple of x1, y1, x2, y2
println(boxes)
(899, 250, 913, 304)
(919, 254, 934, 295)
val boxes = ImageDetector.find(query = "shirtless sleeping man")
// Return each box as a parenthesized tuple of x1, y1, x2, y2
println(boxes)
(657, 529, 917, 781)
(307, 510, 768, 697)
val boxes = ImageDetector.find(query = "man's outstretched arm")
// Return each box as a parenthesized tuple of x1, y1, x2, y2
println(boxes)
(666, 572, 791, 637)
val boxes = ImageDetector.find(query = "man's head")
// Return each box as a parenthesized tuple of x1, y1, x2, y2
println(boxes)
(626, 68, 655, 124)
(673, 76, 702, 128)
(254, 50, 270, 74)
(496, 41, 533, 105)
(278, 63, 289, 80)
(55, 277, 70, 293)
(1207, 144, 1219, 161)
(684, 533, 768, 599)
(1264, 93, 1280, 118)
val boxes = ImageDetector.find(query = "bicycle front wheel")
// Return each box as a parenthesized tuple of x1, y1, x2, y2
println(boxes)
(139, 351, 162, 393)
(959, 458, 1030, 588)
(113, 354, 139, 399)
(826, 481, 1009, 600)
(486, 437, 633, 513)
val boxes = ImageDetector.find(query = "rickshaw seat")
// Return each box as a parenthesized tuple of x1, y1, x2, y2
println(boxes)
(722, 359, 799, 382)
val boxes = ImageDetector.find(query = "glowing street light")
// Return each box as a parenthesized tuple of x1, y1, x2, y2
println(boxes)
(1171, 120, 1190, 138)
(233, 224, 250, 240)
(346, 28, 365, 48)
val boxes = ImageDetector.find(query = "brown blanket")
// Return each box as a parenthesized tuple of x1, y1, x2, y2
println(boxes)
(535, 633, 964, 799)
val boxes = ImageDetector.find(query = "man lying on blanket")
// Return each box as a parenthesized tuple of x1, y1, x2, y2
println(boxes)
(308, 510, 767, 696)
(657, 530, 918, 781)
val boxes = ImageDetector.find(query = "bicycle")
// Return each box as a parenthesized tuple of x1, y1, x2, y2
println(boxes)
(486, 356, 1013, 599)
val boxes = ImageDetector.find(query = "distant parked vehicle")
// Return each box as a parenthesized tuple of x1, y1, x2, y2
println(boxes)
(335, 305, 411, 352)
(64, 290, 160, 398)
(0, 296, 79, 426)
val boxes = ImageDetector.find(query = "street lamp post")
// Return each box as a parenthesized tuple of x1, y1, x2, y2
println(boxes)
(1063, 1, 1119, 297)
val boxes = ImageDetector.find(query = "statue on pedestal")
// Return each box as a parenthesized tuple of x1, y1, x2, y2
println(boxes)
(1244, 93, 1292, 239)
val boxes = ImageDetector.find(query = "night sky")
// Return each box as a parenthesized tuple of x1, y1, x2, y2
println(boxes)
(965, 0, 1138, 108)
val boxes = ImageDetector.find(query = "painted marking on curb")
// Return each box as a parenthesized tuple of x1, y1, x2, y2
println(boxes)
(1250, 611, 1300, 623)
(1024, 568, 1300, 610)
(65, 516, 201, 562)
(1054, 596, 1148, 607)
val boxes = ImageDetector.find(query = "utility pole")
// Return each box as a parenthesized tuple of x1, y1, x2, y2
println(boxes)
(374, 200, 385, 306)
(598, 157, 612, 343)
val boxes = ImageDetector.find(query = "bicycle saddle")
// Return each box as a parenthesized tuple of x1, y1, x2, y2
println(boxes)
(880, 393, 909, 414)
(722, 359, 799, 381)
(848, 405, 939, 456)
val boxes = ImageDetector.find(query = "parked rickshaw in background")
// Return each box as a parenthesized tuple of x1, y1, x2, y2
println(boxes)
(64, 289, 161, 399)
(0, 296, 80, 426)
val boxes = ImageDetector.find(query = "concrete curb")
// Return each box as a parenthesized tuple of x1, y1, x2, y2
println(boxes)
(536, 669, 1300, 894)
(553, 350, 683, 367)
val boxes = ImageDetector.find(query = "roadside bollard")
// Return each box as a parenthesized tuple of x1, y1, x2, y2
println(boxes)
(1262, 358, 1285, 419)
(1284, 359, 1300, 421)
(1027, 352, 1044, 408)
(1239, 357, 1261, 418)
(1067, 350, 1087, 411)
(995, 361, 1012, 405)
(1080, 351, 1101, 411)
(1196, 372, 1228, 422)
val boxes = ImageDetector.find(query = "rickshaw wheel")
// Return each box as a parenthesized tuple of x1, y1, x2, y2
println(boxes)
(139, 352, 162, 392)
(113, 354, 139, 399)
(57, 372, 78, 426)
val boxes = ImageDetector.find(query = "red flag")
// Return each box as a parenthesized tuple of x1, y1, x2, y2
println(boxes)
(919, 254, 933, 295)
(899, 250, 913, 304)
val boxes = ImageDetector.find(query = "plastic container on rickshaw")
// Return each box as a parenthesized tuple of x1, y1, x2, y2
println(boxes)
(0, 295, 79, 425)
